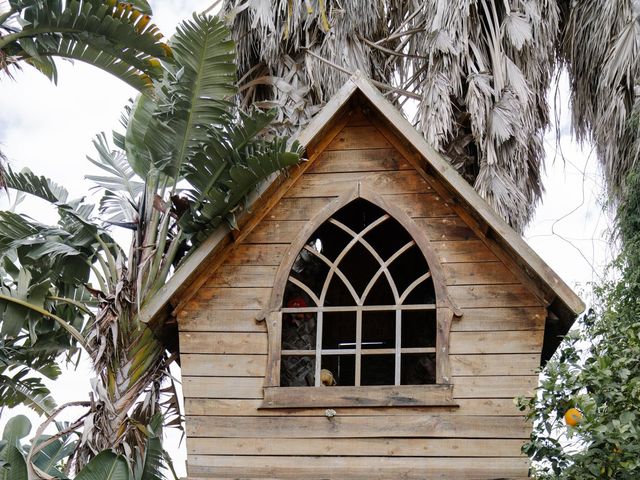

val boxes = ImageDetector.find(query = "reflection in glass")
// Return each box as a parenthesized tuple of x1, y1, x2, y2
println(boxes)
(281, 356, 315, 386)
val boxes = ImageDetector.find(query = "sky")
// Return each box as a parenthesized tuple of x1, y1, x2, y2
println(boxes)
(0, 1, 613, 477)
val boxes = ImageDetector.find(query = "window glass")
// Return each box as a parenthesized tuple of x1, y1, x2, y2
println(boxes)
(281, 199, 437, 387)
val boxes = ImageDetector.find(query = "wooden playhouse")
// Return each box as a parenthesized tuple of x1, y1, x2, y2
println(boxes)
(142, 75, 584, 479)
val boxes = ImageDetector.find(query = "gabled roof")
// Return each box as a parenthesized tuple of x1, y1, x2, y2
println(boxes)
(141, 73, 584, 356)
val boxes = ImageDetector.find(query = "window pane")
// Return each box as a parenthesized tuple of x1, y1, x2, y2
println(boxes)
(321, 355, 355, 386)
(282, 312, 317, 350)
(403, 278, 436, 305)
(401, 353, 436, 384)
(307, 222, 352, 262)
(364, 216, 412, 260)
(362, 275, 395, 306)
(401, 310, 436, 348)
(361, 355, 395, 385)
(322, 311, 356, 349)
(281, 356, 315, 386)
(331, 198, 385, 233)
(283, 280, 316, 307)
(290, 249, 329, 299)
(389, 245, 429, 293)
(338, 242, 379, 296)
(325, 275, 357, 306)
(362, 310, 395, 349)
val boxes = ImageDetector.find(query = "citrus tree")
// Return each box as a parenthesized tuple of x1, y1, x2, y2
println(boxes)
(0, 12, 301, 479)
(521, 165, 640, 478)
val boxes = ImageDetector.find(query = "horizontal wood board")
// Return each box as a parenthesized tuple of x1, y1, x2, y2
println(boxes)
(179, 108, 544, 477)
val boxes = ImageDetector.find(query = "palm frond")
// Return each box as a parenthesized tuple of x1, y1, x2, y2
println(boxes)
(141, 13, 236, 178)
(221, 0, 564, 231)
(3, 166, 69, 204)
(87, 133, 144, 223)
(178, 110, 301, 242)
(0, 368, 56, 416)
(1, 0, 171, 92)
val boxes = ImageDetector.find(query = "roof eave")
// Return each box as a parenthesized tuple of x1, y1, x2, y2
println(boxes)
(140, 73, 585, 328)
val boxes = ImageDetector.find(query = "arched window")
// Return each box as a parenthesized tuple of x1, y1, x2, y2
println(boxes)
(281, 199, 437, 387)
(261, 192, 457, 408)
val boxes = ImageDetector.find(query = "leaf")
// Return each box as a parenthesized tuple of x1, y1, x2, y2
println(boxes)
(124, 94, 158, 178)
(7, 0, 172, 92)
(143, 13, 236, 177)
(74, 451, 131, 480)
(0, 370, 56, 416)
(502, 11, 532, 50)
(138, 436, 164, 480)
(2, 166, 69, 205)
(1, 416, 31, 448)
(0, 445, 27, 480)
(31, 434, 77, 478)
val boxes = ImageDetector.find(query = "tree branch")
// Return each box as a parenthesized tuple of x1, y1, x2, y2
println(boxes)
(303, 49, 422, 100)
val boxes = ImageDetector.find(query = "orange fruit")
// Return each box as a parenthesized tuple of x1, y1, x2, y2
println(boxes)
(564, 407, 583, 426)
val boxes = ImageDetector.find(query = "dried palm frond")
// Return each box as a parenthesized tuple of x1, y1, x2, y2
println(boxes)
(560, 0, 640, 202)
(222, 0, 640, 232)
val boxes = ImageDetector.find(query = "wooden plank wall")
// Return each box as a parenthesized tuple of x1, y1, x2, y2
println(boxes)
(178, 106, 545, 479)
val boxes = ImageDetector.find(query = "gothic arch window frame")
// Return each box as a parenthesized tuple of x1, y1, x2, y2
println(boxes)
(260, 185, 461, 409)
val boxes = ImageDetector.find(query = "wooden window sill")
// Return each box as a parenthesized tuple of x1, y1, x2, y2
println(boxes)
(260, 384, 456, 409)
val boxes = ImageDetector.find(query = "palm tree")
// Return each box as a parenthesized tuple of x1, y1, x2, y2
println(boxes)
(0, 0, 172, 92)
(0, 13, 300, 478)
(219, 0, 640, 232)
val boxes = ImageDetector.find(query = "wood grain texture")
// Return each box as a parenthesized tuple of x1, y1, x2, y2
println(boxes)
(180, 332, 267, 355)
(191, 287, 271, 310)
(450, 353, 539, 376)
(383, 193, 455, 218)
(178, 310, 265, 332)
(262, 384, 454, 408)
(325, 126, 392, 151)
(309, 148, 412, 173)
(430, 240, 498, 263)
(415, 217, 477, 241)
(182, 376, 536, 402)
(183, 376, 263, 399)
(452, 375, 539, 398)
(452, 307, 546, 331)
(443, 262, 518, 285)
(188, 455, 530, 479)
(180, 353, 538, 379)
(243, 221, 306, 244)
(184, 397, 524, 417)
(448, 284, 545, 308)
(267, 197, 336, 221)
(449, 330, 544, 354)
(224, 244, 289, 266)
(345, 108, 372, 126)
(207, 265, 278, 288)
(181, 354, 266, 377)
(186, 414, 531, 439)
(187, 436, 526, 457)
(284, 171, 432, 197)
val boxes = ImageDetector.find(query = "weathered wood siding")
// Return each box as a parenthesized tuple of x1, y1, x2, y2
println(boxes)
(178, 106, 545, 479)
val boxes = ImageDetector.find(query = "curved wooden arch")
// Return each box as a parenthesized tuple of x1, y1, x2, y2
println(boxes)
(264, 184, 459, 387)
(267, 185, 457, 312)
(322, 215, 400, 305)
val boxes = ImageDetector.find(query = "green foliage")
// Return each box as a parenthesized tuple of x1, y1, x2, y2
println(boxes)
(0, 414, 174, 480)
(0, 11, 301, 478)
(521, 166, 640, 478)
(0, 0, 171, 92)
